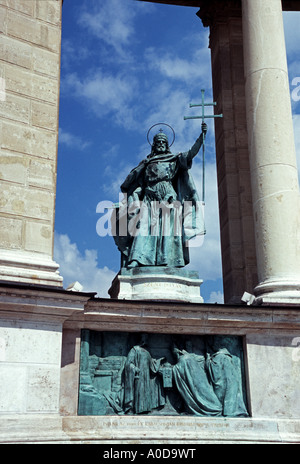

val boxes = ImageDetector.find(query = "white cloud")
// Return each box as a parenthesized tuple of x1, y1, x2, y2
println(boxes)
(144, 39, 211, 85)
(54, 233, 115, 297)
(61, 0, 213, 136)
(102, 163, 134, 199)
(61, 69, 211, 137)
(207, 291, 224, 304)
(141, 86, 216, 156)
(144, 87, 193, 143)
(78, 0, 153, 60)
(61, 71, 138, 128)
(59, 128, 91, 151)
(283, 12, 300, 57)
(61, 39, 91, 71)
(284, 11, 300, 120)
(187, 160, 223, 283)
(293, 114, 300, 175)
(54, 143, 222, 297)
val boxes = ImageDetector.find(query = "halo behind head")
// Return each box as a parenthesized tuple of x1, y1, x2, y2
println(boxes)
(147, 123, 175, 147)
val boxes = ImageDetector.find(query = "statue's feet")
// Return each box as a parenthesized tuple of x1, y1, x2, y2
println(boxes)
(128, 260, 139, 268)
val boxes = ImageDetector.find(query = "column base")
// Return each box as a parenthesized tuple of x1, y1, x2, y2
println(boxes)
(0, 249, 63, 287)
(108, 267, 204, 303)
(254, 277, 300, 305)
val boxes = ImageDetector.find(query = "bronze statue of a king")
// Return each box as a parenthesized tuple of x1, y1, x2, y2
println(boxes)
(111, 124, 207, 270)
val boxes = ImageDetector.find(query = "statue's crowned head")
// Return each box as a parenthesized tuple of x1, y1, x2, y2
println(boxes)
(153, 130, 168, 144)
(151, 130, 171, 155)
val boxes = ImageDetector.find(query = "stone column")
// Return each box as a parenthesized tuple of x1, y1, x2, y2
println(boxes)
(242, 0, 300, 303)
(0, 1, 63, 287)
(198, 0, 258, 303)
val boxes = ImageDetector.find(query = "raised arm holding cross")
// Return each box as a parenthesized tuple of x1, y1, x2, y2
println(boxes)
(184, 89, 223, 203)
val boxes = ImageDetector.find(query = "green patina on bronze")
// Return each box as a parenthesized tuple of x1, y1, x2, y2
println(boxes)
(111, 125, 207, 269)
(78, 330, 249, 417)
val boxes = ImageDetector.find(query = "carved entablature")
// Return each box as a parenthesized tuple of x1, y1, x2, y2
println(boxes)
(197, 0, 242, 28)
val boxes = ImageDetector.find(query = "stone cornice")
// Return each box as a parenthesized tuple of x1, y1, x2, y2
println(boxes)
(197, 0, 300, 27)
(64, 296, 300, 334)
(137, 0, 300, 12)
(136, 0, 201, 6)
(197, 0, 242, 27)
(0, 282, 93, 323)
(1, 282, 299, 333)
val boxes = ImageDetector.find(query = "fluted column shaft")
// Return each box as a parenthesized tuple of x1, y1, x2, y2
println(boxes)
(242, 0, 300, 302)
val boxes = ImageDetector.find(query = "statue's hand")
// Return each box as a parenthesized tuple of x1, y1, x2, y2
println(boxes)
(201, 122, 208, 135)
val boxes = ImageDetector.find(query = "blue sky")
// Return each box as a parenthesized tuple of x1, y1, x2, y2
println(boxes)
(54, 0, 300, 302)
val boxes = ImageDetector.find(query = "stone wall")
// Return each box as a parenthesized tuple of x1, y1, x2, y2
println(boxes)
(62, 297, 300, 422)
(0, 283, 90, 416)
(0, 287, 299, 443)
(0, 0, 63, 286)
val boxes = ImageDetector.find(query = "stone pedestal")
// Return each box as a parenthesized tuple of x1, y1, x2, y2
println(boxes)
(108, 267, 204, 303)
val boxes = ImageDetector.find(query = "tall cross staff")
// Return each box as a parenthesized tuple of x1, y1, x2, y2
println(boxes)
(184, 89, 223, 203)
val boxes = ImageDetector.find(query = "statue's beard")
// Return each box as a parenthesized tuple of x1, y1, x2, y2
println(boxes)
(151, 148, 171, 157)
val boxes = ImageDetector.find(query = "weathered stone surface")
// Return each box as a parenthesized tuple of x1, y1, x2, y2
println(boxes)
(24, 221, 53, 255)
(0, 284, 90, 416)
(198, 2, 257, 303)
(31, 100, 57, 131)
(0, 414, 300, 444)
(0, 284, 299, 442)
(242, 0, 300, 304)
(109, 267, 204, 303)
(58, 295, 300, 426)
(0, 36, 32, 69)
(0, 217, 22, 249)
(0, 0, 62, 286)
(6, 10, 60, 52)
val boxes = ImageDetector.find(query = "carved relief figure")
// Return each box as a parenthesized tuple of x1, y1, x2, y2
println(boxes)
(123, 334, 166, 414)
(78, 332, 248, 418)
(205, 336, 248, 417)
(172, 347, 222, 416)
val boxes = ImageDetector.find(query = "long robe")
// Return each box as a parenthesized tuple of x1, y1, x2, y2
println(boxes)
(206, 348, 248, 417)
(173, 352, 222, 416)
(124, 345, 165, 414)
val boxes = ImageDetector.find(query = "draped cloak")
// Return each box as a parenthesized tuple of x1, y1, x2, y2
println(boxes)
(173, 351, 222, 416)
(124, 345, 165, 414)
(206, 348, 248, 417)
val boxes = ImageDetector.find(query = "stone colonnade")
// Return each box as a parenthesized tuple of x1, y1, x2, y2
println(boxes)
(1, 0, 300, 304)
